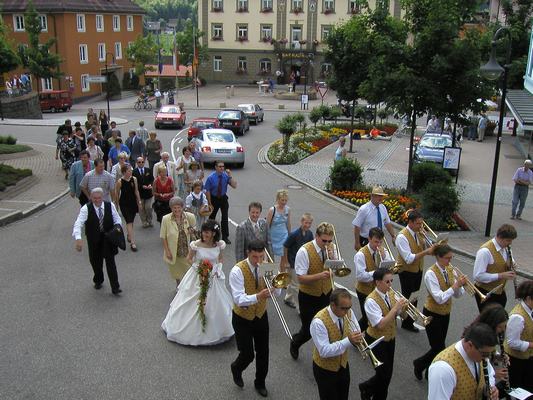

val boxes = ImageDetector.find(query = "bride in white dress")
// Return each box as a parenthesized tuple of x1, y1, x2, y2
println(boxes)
(161, 219, 234, 346)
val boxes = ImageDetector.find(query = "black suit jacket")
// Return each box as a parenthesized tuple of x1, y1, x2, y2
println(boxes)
(133, 167, 154, 199)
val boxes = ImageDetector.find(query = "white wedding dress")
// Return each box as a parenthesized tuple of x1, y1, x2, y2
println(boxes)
(161, 240, 234, 346)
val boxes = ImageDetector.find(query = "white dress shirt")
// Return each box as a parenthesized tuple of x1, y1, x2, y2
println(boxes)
(473, 238, 508, 283)
(428, 341, 495, 400)
(395, 226, 420, 264)
(354, 246, 392, 283)
(352, 201, 391, 238)
(72, 202, 122, 240)
(425, 263, 464, 305)
(365, 289, 399, 328)
(229, 259, 281, 307)
(310, 306, 360, 358)
(295, 239, 324, 276)
(505, 301, 533, 353)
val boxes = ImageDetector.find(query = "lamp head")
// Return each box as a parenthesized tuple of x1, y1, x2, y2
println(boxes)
(480, 42, 504, 81)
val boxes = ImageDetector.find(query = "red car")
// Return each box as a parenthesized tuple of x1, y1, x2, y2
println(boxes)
(187, 118, 219, 140)
(154, 105, 186, 129)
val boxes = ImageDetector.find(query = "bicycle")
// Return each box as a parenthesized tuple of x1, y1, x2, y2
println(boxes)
(134, 98, 152, 111)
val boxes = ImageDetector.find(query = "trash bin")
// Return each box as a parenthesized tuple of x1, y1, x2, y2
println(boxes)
(225, 86, 230, 99)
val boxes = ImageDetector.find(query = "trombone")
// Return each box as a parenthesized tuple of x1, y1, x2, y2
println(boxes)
(262, 249, 293, 340)
(345, 313, 384, 369)
(420, 221, 448, 247)
(324, 225, 351, 287)
(449, 264, 503, 304)
(390, 288, 433, 326)
(382, 236, 402, 274)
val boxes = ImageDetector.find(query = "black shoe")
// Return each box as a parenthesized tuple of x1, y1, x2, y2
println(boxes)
(284, 300, 296, 309)
(231, 364, 244, 388)
(402, 324, 420, 333)
(94, 283, 103, 290)
(223, 238, 231, 245)
(359, 383, 372, 400)
(413, 360, 423, 381)
(290, 341, 299, 360)
(112, 288, 122, 295)
(255, 386, 268, 397)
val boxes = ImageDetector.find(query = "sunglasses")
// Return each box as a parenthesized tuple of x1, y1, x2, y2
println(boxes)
(321, 239, 333, 243)
(137, 161, 144, 163)
(339, 306, 352, 311)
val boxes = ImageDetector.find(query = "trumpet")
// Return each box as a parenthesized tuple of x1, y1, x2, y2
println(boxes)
(506, 245, 518, 296)
(345, 313, 383, 369)
(262, 249, 293, 340)
(449, 264, 502, 304)
(390, 288, 432, 326)
(324, 225, 351, 287)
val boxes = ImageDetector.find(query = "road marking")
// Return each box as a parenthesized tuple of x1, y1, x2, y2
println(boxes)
(20, 142, 57, 148)
(170, 128, 188, 162)
(1, 200, 39, 204)
(177, 138, 183, 143)
(0, 207, 17, 211)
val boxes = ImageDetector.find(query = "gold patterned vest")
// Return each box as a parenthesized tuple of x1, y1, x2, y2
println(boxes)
(504, 303, 533, 359)
(299, 242, 332, 297)
(312, 307, 350, 372)
(475, 240, 507, 294)
(424, 264, 455, 316)
(232, 260, 267, 321)
(433, 344, 485, 400)
(395, 228, 425, 273)
(355, 245, 377, 295)
(366, 289, 397, 341)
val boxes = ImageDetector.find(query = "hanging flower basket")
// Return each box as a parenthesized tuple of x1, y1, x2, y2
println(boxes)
(324, 8, 333, 14)
(213, 7, 223, 12)
(299, 39, 307, 45)
(237, 7, 248, 12)
(238, 36, 248, 42)
(292, 7, 303, 14)
(261, 7, 273, 13)
(262, 37, 272, 43)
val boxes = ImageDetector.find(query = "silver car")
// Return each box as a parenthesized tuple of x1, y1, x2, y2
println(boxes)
(197, 128, 245, 168)
(237, 103, 264, 124)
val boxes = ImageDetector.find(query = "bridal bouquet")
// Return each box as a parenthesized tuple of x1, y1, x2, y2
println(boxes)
(197, 259, 213, 332)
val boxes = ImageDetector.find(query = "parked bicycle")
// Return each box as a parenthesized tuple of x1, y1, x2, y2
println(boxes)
(134, 97, 152, 111)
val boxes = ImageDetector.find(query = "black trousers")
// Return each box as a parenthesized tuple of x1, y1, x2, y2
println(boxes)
(508, 355, 533, 392)
(356, 289, 369, 332)
(399, 270, 422, 328)
(313, 362, 350, 400)
(414, 309, 450, 372)
(474, 285, 507, 312)
(360, 336, 395, 400)
(231, 312, 269, 388)
(87, 235, 119, 290)
(209, 194, 229, 239)
(292, 291, 331, 349)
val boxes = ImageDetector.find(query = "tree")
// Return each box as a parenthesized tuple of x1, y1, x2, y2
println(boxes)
(21, 0, 62, 92)
(175, 20, 207, 66)
(126, 34, 159, 76)
(133, 0, 196, 26)
(276, 115, 297, 153)
(0, 18, 19, 76)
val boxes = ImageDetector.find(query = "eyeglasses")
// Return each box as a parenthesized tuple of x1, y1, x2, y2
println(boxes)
(339, 306, 352, 311)
(137, 161, 144, 164)
(384, 279, 394, 284)
(321, 239, 333, 243)
(216, 165, 225, 168)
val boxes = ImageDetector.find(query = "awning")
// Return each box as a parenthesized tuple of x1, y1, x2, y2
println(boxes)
(505, 89, 533, 130)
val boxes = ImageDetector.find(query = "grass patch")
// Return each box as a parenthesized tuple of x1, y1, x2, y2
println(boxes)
(0, 144, 32, 154)
(0, 164, 32, 191)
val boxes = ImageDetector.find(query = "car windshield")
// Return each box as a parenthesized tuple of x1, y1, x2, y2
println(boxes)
(206, 132, 234, 143)
(193, 121, 215, 129)
(219, 111, 240, 119)
(239, 105, 254, 111)
(161, 107, 180, 114)
(419, 136, 451, 149)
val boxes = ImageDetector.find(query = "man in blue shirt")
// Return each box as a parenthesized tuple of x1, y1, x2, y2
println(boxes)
(280, 213, 314, 310)
(205, 161, 237, 243)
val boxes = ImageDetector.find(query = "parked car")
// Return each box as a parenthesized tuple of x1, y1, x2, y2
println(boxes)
(237, 103, 264, 124)
(217, 109, 250, 136)
(154, 105, 186, 129)
(414, 133, 458, 165)
(187, 118, 219, 140)
(197, 128, 245, 168)
(39, 90, 72, 113)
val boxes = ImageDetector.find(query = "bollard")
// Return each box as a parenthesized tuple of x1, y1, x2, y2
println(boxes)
(225, 86, 230, 99)
(220, 102, 226, 108)
(230, 85, 235, 96)
(278, 104, 285, 110)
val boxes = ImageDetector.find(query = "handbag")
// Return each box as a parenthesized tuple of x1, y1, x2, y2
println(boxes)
(104, 224, 126, 250)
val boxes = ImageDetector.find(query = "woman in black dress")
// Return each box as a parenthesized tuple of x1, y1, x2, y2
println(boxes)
(115, 164, 142, 251)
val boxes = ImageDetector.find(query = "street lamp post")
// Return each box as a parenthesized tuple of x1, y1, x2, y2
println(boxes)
(480, 27, 511, 237)
(104, 52, 115, 120)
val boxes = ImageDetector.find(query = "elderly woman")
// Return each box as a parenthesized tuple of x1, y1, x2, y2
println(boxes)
(86, 136, 104, 161)
(266, 189, 292, 258)
(335, 136, 347, 161)
(115, 164, 142, 251)
(145, 131, 162, 170)
(153, 165, 174, 223)
(160, 197, 197, 288)
(57, 131, 78, 179)
(111, 151, 129, 182)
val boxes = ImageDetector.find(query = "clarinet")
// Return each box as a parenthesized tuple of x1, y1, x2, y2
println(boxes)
(507, 246, 518, 295)
(498, 333, 512, 396)
(482, 359, 491, 400)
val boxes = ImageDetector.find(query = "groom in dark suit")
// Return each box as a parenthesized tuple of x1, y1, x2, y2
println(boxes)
(235, 202, 273, 262)
(133, 157, 154, 227)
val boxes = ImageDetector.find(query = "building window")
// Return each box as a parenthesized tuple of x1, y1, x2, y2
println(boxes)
(96, 14, 104, 31)
(13, 15, 25, 32)
(212, 0, 223, 11)
(291, 26, 302, 49)
(115, 42, 122, 59)
(260, 25, 272, 41)
(113, 15, 120, 32)
(291, 0, 303, 13)
(259, 58, 271, 74)
(214, 56, 222, 72)
(323, 0, 335, 13)
(38, 15, 48, 32)
(127, 15, 134, 31)
(81, 74, 90, 92)
(349, 0, 359, 13)
(237, 0, 248, 12)
(212, 24, 223, 40)
(237, 24, 248, 41)
(321, 25, 332, 41)
(98, 43, 106, 62)
(320, 62, 332, 77)
(261, 0, 273, 11)
(79, 44, 88, 64)
(77, 14, 86, 32)
(41, 77, 53, 91)
(237, 56, 247, 71)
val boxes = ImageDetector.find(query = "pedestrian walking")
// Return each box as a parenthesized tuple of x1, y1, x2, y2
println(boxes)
(133, 157, 154, 228)
(477, 113, 488, 142)
(185, 180, 210, 231)
(80, 159, 116, 203)
(146, 131, 163, 170)
(152, 166, 174, 223)
(115, 164, 141, 252)
(99, 110, 109, 135)
(266, 189, 291, 259)
(511, 159, 533, 220)
(69, 150, 94, 206)
(135, 120, 149, 141)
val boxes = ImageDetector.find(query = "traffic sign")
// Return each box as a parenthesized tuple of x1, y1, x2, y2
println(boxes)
(87, 76, 107, 83)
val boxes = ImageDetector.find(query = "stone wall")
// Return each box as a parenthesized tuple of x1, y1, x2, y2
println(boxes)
(0, 92, 42, 119)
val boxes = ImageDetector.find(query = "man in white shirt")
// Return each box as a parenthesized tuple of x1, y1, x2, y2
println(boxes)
(473, 224, 517, 311)
(352, 186, 396, 251)
(234, 202, 272, 262)
(310, 288, 364, 400)
(428, 322, 499, 400)
(511, 159, 533, 220)
(72, 187, 123, 295)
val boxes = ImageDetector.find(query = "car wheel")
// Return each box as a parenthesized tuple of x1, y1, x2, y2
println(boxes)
(260, 115, 264, 122)
(50, 107, 56, 113)
(155, 123, 159, 129)
(62, 107, 68, 112)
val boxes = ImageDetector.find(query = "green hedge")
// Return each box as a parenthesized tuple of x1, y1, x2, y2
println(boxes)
(0, 164, 32, 191)
(0, 135, 17, 145)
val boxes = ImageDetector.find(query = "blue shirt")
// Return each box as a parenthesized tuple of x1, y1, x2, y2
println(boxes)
(204, 171, 232, 197)
(283, 227, 314, 268)
(108, 144, 131, 165)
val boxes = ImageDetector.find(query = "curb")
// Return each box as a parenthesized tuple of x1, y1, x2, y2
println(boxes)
(260, 143, 533, 280)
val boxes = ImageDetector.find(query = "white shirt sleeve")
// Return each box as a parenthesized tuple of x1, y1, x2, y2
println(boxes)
(72, 205, 89, 240)
(380, 204, 391, 225)
(229, 266, 258, 306)
(110, 202, 122, 226)
(365, 297, 384, 328)
(473, 248, 499, 283)
(428, 360, 457, 400)
(425, 269, 463, 305)
(354, 251, 374, 283)
(396, 233, 416, 264)
(295, 246, 311, 276)
(506, 314, 530, 353)
(352, 206, 367, 228)
(310, 314, 353, 358)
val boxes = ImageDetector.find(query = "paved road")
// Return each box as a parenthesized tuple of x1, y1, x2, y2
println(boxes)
(0, 109, 510, 399)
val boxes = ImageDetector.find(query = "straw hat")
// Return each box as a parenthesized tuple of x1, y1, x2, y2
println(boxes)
(371, 186, 388, 196)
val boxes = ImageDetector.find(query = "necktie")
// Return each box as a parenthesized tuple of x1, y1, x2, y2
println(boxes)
(321, 249, 326, 262)
(254, 266, 259, 289)
(164, 162, 169, 176)
(140, 168, 144, 175)
(372, 251, 376, 265)
(253, 223, 260, 238)
(384, 294, 391, 309)
(338, 318, 343, 334)
(98, 206, 104, 232)
(376, 206, 383, 229)
(474, 363, 479, 383)
(442, 269, 449, 285)
(217, 174, 223, 197)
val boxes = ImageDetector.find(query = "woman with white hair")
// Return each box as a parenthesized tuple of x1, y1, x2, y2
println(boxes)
(111, 151, 129, 182)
